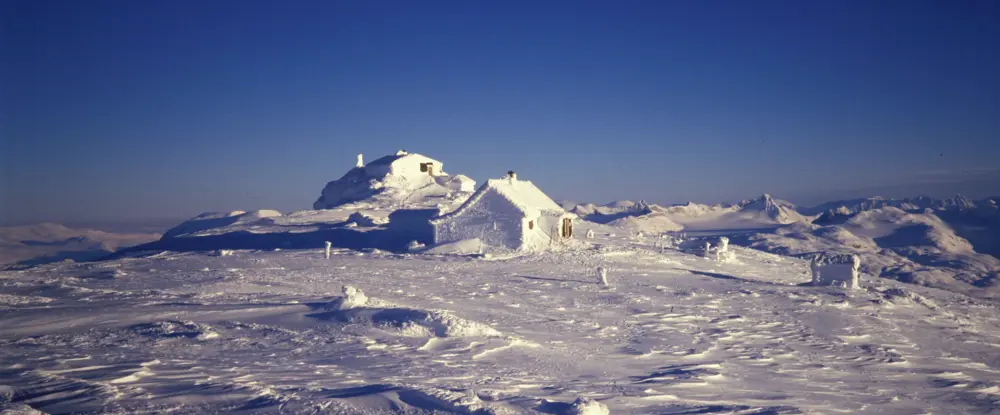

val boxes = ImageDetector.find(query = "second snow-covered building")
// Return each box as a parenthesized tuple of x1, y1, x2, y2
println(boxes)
(430, 172, 576, 251)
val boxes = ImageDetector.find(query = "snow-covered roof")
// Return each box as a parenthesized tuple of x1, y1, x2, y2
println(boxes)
(432, 178, 572, 223)
(366, 153, 437, 167)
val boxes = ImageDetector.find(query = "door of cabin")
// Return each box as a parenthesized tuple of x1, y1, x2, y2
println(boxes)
(561, 218, 572, 238)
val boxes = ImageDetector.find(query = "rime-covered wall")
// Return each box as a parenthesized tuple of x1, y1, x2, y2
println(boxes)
(810, 254, 861, 289)
(521, 212, 573, 250)
(366, 154, 444, 179)
(434, 190, 527, 250)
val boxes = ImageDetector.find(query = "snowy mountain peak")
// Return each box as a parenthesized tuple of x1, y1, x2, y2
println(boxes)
(735, 194, 804, 224)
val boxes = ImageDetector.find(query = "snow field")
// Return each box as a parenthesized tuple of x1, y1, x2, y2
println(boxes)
(2, 238, 1000, 413)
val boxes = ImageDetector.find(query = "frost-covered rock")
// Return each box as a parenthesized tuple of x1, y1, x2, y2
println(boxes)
(331, 285, 368, 310)
(567, 397, 610, 415)
(426, 310, 502, 337)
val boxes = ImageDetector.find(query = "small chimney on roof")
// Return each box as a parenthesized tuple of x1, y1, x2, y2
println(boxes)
(396, 149, 408, 156)
(356, 153, 364, 168)
(507, 170, 517, 183)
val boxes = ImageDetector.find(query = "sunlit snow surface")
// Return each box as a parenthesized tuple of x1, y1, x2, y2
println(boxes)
(3, 234, 1000, 414)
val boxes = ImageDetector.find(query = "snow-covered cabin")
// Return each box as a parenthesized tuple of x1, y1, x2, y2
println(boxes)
(430, 172, 577, 251)
(363, 150, 445, 179)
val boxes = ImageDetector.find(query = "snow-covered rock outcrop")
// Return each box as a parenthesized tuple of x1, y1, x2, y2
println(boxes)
(313, 151, 475, 211)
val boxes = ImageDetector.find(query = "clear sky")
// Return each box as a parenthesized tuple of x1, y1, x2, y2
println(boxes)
(3, 0, 999, 223)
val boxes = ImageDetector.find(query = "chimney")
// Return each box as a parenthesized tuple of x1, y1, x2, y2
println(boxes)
(507, 170, 517, 183)
(356, 153, 364, 168)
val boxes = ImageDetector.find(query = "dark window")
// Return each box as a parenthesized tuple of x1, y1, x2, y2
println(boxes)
(420, 163, 428, 172)
(528, 220, 534, 230)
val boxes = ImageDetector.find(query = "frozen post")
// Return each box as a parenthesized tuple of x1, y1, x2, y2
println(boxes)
(324, 241, 332, 259)
(356, 153, 364, 168)
(597, 266, 609, 286)
(703, 241, 712, 258)
(586, 229, 595, 239)
(715, 237, 730, 262)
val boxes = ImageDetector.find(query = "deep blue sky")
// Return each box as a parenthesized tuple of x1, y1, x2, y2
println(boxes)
(3, 0, 999, 222)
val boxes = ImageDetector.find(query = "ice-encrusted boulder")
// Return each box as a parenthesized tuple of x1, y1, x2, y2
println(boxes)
(567, 397, 610, 415)
(331, 285, 368, 310)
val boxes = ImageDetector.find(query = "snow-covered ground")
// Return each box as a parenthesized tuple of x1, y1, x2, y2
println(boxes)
(4, 232, 1000, 414)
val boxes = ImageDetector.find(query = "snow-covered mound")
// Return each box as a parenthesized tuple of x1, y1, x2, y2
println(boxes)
(0, 223, 160, 266)
(311, 286, 502, 338)
(841, 208, 974, 252)
(162, 210, 282, 238)
(313, 151, 474, 211)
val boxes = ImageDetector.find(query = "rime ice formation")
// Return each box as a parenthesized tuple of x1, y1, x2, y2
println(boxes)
(810, 253, 861, 289)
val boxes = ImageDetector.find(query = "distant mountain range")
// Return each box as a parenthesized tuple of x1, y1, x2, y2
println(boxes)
(803, 195, 982, 217)
(569, 194, 808, 231)
(0, 223, 160, 267)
